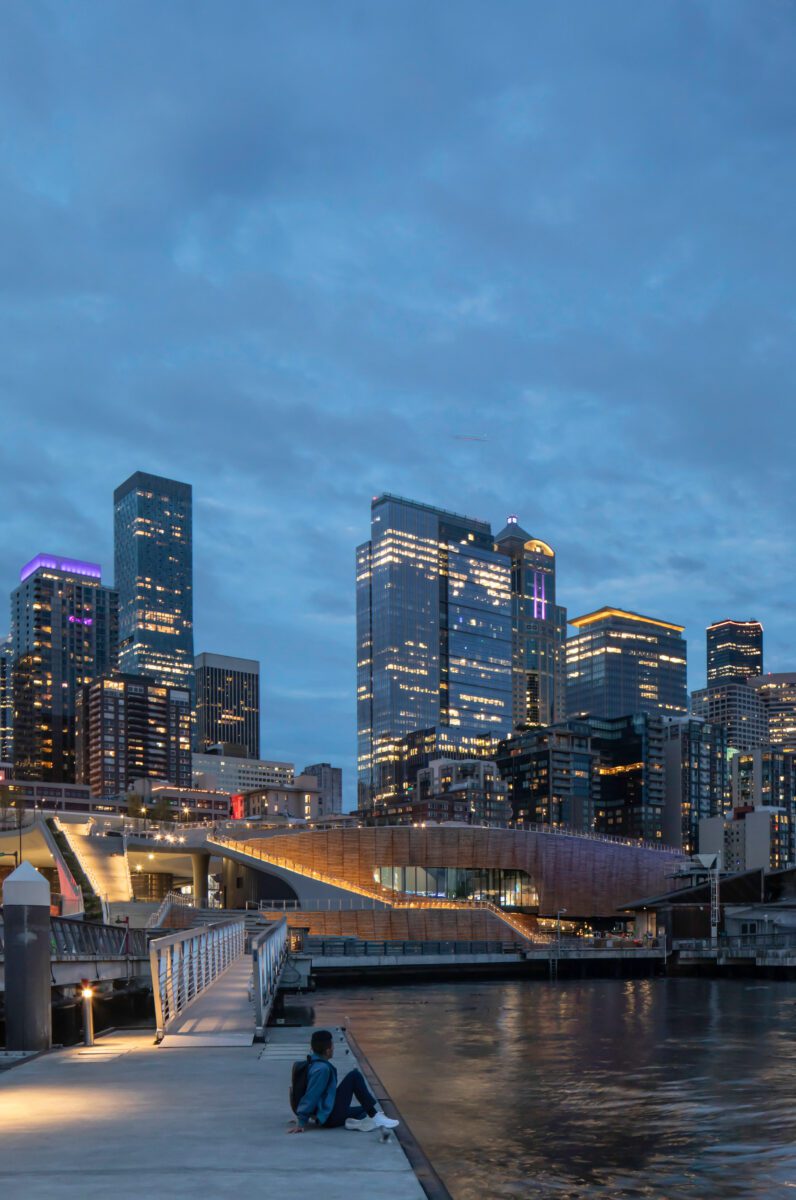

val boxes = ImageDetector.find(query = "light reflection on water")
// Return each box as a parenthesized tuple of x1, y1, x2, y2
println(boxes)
(311, 978, 796, 1198)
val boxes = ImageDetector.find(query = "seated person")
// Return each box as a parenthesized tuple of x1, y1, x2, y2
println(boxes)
(290, 1029, 400, 1132)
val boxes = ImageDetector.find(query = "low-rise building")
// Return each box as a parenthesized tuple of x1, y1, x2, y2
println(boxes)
(301, 763, 343, 813)
(243, 774, 324, 821)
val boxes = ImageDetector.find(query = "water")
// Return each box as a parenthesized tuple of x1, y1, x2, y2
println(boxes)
(310, 978, 796, 1198)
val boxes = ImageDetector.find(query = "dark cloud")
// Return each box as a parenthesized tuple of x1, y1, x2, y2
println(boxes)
(1, 1, 795, 803)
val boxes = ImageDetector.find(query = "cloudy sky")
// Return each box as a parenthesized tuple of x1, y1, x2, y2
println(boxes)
(2, 2, 794, 804)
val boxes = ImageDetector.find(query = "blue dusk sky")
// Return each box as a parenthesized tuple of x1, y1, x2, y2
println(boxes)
(2, 2, 795, 805)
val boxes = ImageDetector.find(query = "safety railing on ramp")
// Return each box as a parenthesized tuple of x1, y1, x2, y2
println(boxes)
(251, 918, 288, 1040)
(149, 917, 245, 1042)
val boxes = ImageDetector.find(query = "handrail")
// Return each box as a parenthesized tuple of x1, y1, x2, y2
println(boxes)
(251, 918, 288, 1040)
(149, 917, 245, 1042)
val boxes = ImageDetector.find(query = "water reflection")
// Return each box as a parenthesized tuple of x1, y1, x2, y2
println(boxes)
(312, 978, 796, 1198)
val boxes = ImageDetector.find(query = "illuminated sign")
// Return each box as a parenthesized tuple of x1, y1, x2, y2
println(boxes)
(68, 615, 94, 626)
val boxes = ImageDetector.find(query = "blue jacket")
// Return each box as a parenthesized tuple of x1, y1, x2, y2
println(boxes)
(296, 1055, 337, 1127)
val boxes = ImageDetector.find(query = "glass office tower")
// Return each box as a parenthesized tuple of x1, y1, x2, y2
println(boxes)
(114, 472, 194, 694)
(566, 607, 688, 719)
(11, 555, 118, 781)
(357, 494, 512, 807)
(195, 652, 260, 757)
(494, 516, 567, 729)
(706, 619, 763, 685)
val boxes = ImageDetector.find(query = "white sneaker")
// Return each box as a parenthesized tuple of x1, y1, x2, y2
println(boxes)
(345, 1113, 400, 1132)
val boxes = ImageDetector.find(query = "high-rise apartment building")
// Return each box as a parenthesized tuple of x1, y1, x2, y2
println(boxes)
(496, 723, 599, 829)
(493, 517, 567, 730)
(690, 682, 769, 752)
(662, 718, 730, 854)
(195, 652, 260, 757)
(11, 555, 118, 781)
(706, 619, 763, 685)
(748, 674, 796, 751)
(566, 607, 687, 720)
(114, 472, 193, 693)
(0, 635, 13, 763)
(357, 495, 512, 807)
(76, 673, 192, 797)
(301, 762, 343, 813)
(587, 713, 667, 841)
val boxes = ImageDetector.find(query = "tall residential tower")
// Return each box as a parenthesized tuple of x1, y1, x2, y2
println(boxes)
(11, 555, 118, 781)
(114, 472, 194, 693)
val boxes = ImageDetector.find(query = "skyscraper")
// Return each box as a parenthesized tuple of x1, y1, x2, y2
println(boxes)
(0, 635, 13, 763)
(748, 674, 796, 750)
(706, 619, 763, 685)
(690, 682, 769, 752)
(194, 652, 260, 757)
(76, 673, 192, 796)
(662, 718, 730, 854)
(114, 471, 193, 693)
(357, 494, 512, 807)
(493, 516, 567, 729)
(11, 555, 118, 781)
(566, 607, 688, 720)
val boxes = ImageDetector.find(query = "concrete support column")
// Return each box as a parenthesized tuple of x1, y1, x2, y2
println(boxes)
(3, 862, 52, 1052)
(191, 852, 211, 907)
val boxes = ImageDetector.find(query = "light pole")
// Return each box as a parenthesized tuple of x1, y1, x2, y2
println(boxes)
(557, 908, 567, 947)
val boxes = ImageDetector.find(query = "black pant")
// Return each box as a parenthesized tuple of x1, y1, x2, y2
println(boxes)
(323, 1068, 377, 1128)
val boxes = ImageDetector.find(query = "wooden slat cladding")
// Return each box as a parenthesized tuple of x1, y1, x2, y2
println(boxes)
(258, 827, 683, 918)
(263, 908, 518, 940)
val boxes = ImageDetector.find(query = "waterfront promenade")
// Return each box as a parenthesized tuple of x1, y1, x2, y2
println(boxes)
(0, 1026, 427, 1200)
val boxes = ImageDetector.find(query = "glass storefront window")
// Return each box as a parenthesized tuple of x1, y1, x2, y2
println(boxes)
(376, 865, 538, 909)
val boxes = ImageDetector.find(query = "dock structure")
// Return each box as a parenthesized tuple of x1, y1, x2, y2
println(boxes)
(0, 1026, 429, 1200)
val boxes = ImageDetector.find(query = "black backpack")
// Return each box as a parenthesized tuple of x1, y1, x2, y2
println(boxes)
(290, 1056, 332, 1115)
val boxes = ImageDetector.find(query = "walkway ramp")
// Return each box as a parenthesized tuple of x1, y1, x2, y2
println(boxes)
(55, 820, 133, 905)
(159, 956, 255, 1047)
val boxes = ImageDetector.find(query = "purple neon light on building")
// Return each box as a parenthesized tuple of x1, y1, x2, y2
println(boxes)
(19, 554, 102, 583)
(533, 571, 548, 620)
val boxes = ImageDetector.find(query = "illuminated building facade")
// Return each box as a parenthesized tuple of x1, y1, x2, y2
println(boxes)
(193, 750, 294, 794)
(76, 673, 192, 796)
(11, 555, 118, 781)
(566, 607, 687, 720)
(706, 619, 763, 685)
(690, 682, 768, 752)
(729, 747, 796, 867)
(195, 652, 260, 757)
(662, 718, 730, 854)
(114, 472, 193, 694)
(0, 634, 13, 763)
(357, 495, 512, 807)
(748, 674, 796, 751)
(493, 517, 567, 730)
(584, 713, 667, 841)
(496, 723, 599, 829)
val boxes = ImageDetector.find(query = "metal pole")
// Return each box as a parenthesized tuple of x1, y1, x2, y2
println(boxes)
(81, 980, 95, 1046)
(3, 862, 52, 1051)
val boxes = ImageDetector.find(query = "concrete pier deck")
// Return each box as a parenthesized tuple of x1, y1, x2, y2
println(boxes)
(0, 1025, 428, 1200)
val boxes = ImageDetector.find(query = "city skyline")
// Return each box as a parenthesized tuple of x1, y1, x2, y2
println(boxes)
(0, 470, 790, 805)
(3, 4, 796, 804)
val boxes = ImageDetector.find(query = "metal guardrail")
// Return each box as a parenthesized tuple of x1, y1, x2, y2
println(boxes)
(0, 914, 148, 959)
(676, 933, 796, 954)
(149, 917, 245, 1042)
(304, 937, 526, 957)
(251, 918, 288, 1040)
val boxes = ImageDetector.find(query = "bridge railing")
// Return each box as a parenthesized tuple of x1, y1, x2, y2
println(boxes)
(51, 916, 148, 959)
(251, 918, 288, 1040)
(149, 917, 245, 1041)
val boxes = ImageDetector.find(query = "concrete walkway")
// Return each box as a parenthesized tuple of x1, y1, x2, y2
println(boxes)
(0, 1026, 427, 1200)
